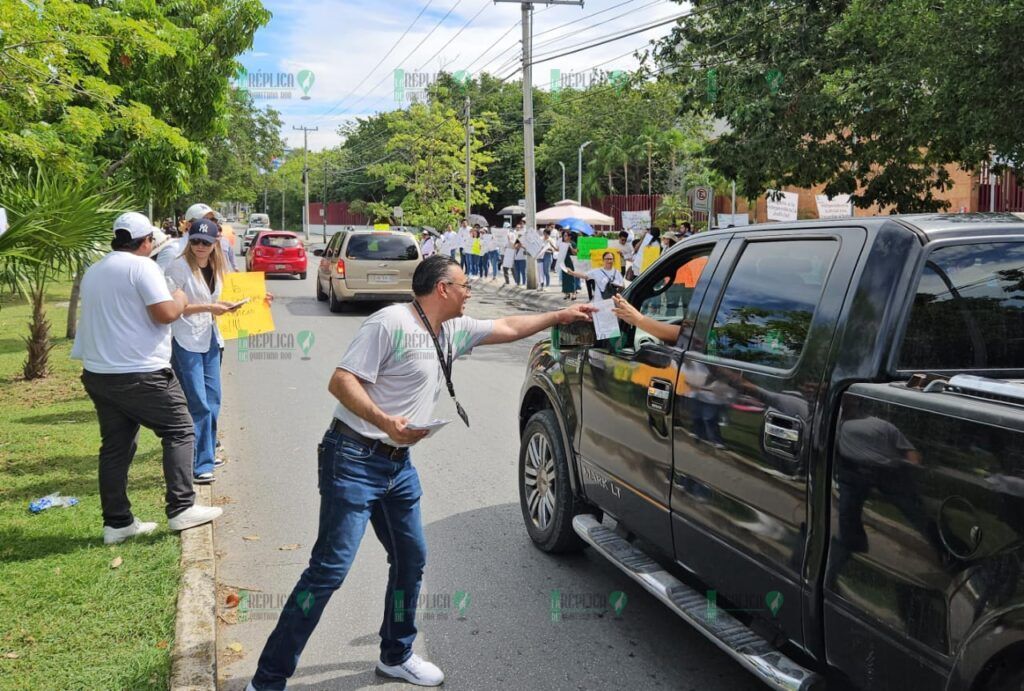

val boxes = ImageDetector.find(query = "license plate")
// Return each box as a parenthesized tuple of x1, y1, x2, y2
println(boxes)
(370, 274, 397, 284)
(275, 264, 288, 270)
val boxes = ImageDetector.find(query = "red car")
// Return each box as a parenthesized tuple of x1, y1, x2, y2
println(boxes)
(245, 231, 307, 279)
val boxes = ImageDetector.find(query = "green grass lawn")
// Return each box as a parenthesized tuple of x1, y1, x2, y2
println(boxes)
(0, 282, 180, 690)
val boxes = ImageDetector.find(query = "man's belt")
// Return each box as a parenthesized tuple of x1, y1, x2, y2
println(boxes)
(329, 418, 409, 460)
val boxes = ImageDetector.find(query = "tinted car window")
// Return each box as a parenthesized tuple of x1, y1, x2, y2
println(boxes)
(260, 234, 300, 248)
(706, 239, 838, 369)
(346, 234, 418, 260)
(899, 242, 1024, 370)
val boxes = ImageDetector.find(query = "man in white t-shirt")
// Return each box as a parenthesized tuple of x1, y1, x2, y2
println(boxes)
(73, 212, 223, 545)
(248, 255, 595, 691)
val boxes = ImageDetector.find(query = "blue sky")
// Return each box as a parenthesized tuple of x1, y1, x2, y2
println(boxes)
(240, 0, 688, 150)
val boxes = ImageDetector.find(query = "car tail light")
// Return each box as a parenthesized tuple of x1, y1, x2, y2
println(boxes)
(253, 247, 264, 257)
(336, 258, 346, 278)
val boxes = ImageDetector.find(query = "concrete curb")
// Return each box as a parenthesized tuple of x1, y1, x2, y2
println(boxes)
(170, 484, 217, 691)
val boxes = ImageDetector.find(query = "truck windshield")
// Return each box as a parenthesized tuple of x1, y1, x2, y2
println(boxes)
(900, 242, 1024, 370)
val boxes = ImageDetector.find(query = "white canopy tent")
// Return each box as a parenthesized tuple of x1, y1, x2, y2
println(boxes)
(535, 199, 614, 226)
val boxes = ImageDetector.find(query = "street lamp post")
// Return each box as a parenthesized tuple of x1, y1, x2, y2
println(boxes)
(558, 161, 566, 200)
(577, 141, 593, 203)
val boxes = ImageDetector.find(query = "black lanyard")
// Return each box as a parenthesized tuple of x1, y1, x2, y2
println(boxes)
(412, 300, 470, 427)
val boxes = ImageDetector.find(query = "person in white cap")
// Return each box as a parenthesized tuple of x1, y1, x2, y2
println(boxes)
(157, 203, 216, 271)
(72, 212, 223, 544)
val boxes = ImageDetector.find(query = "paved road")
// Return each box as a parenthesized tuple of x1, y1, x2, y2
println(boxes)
(214, 262, 761, 691)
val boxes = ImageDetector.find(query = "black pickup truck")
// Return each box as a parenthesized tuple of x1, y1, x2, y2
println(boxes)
(516, 213, 1024, 691)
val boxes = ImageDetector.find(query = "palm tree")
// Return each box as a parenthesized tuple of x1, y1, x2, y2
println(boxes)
(0, 170, 130, 379)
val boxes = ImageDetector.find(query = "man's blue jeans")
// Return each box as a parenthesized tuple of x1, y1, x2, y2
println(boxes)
(251, 427, 426, 690)
(170, 337, 221, 476)
(513, 258, 527, 285)
(487, 250, 500, 276)
(540, 254, 553, 287)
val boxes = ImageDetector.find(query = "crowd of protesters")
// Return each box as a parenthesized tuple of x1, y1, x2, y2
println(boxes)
(72, 202, 253, 545)
(419, 217, 697, 301)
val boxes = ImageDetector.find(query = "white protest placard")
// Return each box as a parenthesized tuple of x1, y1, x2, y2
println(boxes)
(591, 299, 621, 340)
(716, 213, 750, 227)
(815, 194, 853, 219)
(492, 227, 509, 247)
(0, 207, 7, 238)
(765, 190, 799, 222)
(521, 229, 544, 257)
(620, 210, 651, 232)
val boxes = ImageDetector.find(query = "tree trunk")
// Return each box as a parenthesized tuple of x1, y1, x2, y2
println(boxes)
(23, 280, 53, 380)
(66, 268, 83, 339)
(624, 163, 629, 197)
(607, 170, 613, 195)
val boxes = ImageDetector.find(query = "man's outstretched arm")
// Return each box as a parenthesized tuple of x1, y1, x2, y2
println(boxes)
(481, 304, 595, 345)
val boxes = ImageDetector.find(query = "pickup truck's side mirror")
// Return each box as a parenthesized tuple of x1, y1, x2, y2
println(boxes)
(555, 321, 596, 348)
(312, 248, 324, 257)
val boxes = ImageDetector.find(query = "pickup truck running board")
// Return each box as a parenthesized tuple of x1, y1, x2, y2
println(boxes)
(572, 515, 821, 691)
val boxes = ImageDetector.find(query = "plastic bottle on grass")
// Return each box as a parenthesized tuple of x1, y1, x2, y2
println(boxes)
(29, 493, 79, 514)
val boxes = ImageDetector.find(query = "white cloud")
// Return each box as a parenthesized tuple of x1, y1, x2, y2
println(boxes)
(259, 0, 689, 150)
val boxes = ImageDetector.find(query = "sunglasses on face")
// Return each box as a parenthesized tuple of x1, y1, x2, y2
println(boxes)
(189, 238, 213, 247)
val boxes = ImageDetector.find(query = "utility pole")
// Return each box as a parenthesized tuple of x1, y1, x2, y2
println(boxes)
(464, 96, 472, 219)
(558, 162, 565, 200)
(322, 157, 328, 242)
(281, 188, 285, 230)
(577, 140, 593, 203)
(293, 125, 318, 240)
(263, 187, 268, 213)
(497, 0, 582, 289)
(647, 141, 653, 196)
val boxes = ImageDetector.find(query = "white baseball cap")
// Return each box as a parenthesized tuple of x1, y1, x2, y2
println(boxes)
(185, 203, 214, 221)
(112, 212, 154, 240)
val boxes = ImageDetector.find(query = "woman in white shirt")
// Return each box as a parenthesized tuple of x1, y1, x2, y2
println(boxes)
(165, 219, 241, 484)
(565, 251, 625, 300)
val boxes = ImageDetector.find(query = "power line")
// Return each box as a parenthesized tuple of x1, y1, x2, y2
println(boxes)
(309, 1, 437, 125)
(489, 0, 664, 76)
(416, 0, 494, 72)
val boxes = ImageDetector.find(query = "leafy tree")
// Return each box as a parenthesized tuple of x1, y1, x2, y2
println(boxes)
(656, 0, 1024, 212)
(184, 89, 285, 209)
(368, 101, 496, 229)
(0, 0, 270, 203)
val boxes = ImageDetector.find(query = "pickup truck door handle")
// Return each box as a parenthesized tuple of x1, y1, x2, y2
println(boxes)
(647, 378, 673, 413)
(763, 411, 802, 458)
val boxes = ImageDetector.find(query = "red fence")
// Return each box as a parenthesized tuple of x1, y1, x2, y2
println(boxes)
(308, 201, 369, 226)
(978, 164, 1024, 212)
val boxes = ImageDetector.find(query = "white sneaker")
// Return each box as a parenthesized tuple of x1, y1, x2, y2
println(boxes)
(168, 504, 223, 532)
(376, 654, 444, 686)
(103, 518, 157, 545)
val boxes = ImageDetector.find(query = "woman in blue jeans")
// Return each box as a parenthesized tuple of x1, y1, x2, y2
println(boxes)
(166, 218, 240, 484)
(512, 240, 527, 285)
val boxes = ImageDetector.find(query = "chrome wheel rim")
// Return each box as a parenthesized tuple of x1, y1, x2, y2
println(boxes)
(524, 432, 556, 531)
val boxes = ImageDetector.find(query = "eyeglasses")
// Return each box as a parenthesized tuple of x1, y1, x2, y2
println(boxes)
(189, 238, 213, 246)
(445, 280, 472, 292)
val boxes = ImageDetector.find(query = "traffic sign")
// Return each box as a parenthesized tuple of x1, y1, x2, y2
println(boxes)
(692, 186, 713, 213)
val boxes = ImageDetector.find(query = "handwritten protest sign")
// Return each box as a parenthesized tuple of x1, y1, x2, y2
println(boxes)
(217, 272, 274, 340)
(577, 236, 607, 257)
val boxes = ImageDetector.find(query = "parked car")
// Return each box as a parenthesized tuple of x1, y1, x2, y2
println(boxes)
(313, 229, 421, 312)
(240, 227, 262, 255)
(246, 231, 307, 279)
(517, 213, 1024, 691)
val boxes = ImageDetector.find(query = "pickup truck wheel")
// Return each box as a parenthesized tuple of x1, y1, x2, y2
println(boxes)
(519, 410, 587, 553)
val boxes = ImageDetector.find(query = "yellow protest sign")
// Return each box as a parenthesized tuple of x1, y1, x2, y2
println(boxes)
(216, 272, 274, 340)
(640, 246, 661, 272)
(373, 223, 390, 230)
(590, 248, 622, 271)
